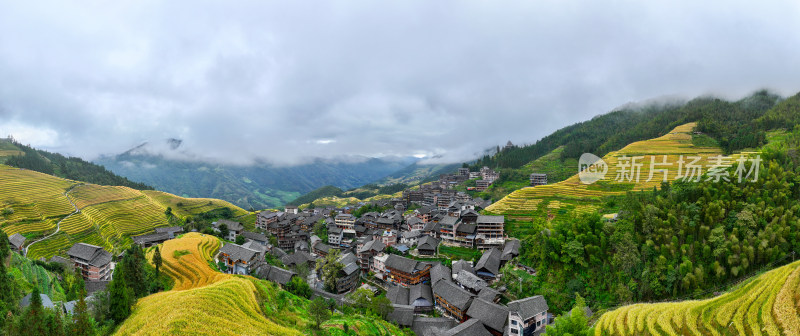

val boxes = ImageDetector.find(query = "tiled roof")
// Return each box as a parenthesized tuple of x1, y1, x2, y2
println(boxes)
(441, 318, 490, 336)
(67, 243, 112, 267)
(433, 280, 474, 311)
(466, 297, 508, 332)
(385, 254, 427, 274)
(507, 295, 549, 321)
(8, 233, 26, 248)
(430, 263, 452, 286)
(455, 270, 487, 291)
(475, 248, 501, 276)
(387, 304, 415, 326)
(132, 232, 170, 245)
(452, 260, 475, 276)
(218, 243, 259, 263)
(387, 285, 410, 305)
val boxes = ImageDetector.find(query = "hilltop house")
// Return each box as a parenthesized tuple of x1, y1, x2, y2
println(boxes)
(67, 243, 113, 281)
(154, 226, 184, 238)
(8, 233, 25, 252)
(529, 173, 547, 186)
(217, 243, 263, 275)
(507, 296, 550, 336)
(132, 232, 170, 248)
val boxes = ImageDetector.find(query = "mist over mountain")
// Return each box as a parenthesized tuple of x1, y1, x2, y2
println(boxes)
(94, 139, 420, 210)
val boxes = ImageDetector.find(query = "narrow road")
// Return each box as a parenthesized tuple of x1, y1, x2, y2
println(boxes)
(24, 183, 82, 257)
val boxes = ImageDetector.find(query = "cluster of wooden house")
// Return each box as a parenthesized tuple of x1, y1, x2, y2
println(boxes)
(376, 240, 553, 336)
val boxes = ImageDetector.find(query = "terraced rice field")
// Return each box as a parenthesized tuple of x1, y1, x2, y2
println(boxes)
(81, 196, 171, 248)
(0, 165, 76, 219)
(116, 233, 301, 336)
(0, 164, 247, 259)
(148, 232, 226, 291)
(487, 123, 731, 222)
(142, 190, 248, 218)
(594, 260, 800, 336)
(69, 184, 143, 209)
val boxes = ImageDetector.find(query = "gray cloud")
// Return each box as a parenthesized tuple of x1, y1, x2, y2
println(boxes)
(0, 0, 799, 165)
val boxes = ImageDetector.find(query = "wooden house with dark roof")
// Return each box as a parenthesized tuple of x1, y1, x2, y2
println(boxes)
(474, 248, 502, 280)
(67, 243, 112, 281)
(466, 298, 509, 336)
(217, 243, 262, 275)
(8, 233, 26, 252)
(385, 254, 432, 286)
(416, 235, 439, 256)
(432, 280, 474, 322)
(441, 318, 491, 336)
(507, 295, 550, 336)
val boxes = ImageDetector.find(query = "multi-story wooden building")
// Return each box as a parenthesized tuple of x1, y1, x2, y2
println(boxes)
(385, 254, 432, 286)
(67, 243, 113, 281)
(432, 279, 474, 322)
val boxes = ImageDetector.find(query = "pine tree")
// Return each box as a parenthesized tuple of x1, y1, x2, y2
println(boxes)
(152, 246, 162, 278)
(71, 294, 94, 336)
(108, 268, 131, 324)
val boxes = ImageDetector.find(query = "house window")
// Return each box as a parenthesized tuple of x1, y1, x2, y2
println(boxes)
(511, 320, 518, 326)
(511, 328, 519, 334)
(537, 321, 541, 327)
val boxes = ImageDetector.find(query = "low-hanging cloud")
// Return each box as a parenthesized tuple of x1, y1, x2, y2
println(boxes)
(0, 0, 799, 165)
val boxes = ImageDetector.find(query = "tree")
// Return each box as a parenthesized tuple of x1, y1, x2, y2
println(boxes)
(152, 246, 163, 278)
(23, 286, 47, 336)
(285, 276, 312, 299)
(218, 224, 229, 240)
(164, 207, 173, 217)
(121, 245, 147, 298)
(316, 250, 343, 293)
(71, 294, 95, 336)
(370, 296, 393, 319)
(544, 294, 590, 336)
(308, 297, 331, 329)
(235, 235, 246, 245)
(347, 289, 373, 313)
(108, 268, 132, 324)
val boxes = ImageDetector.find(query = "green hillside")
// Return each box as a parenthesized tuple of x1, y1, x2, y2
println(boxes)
(488, 92, 800, 314)
(0, 137, 152, 190)
(0, 164, 248, 260)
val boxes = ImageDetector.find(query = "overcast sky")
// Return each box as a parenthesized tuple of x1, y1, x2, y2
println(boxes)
(1, 1, 799, 165)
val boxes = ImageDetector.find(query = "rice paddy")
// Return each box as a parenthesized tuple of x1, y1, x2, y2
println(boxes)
(593, 260, 800, 336)
(486, 123, 732, 223)
(0, 164, 248, 259)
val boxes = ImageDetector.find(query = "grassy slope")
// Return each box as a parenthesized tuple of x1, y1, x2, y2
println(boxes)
(593, 260, 800, 336)
(0, 164, 248, 259)
(118, 233, 408, 336)
(485, 123, 731, 226)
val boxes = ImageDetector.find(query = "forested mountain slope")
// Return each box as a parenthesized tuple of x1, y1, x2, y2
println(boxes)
(498, 92, 800, 314)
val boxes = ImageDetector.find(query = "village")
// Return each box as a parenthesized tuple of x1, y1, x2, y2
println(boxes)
(5, 165, 554, 336)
